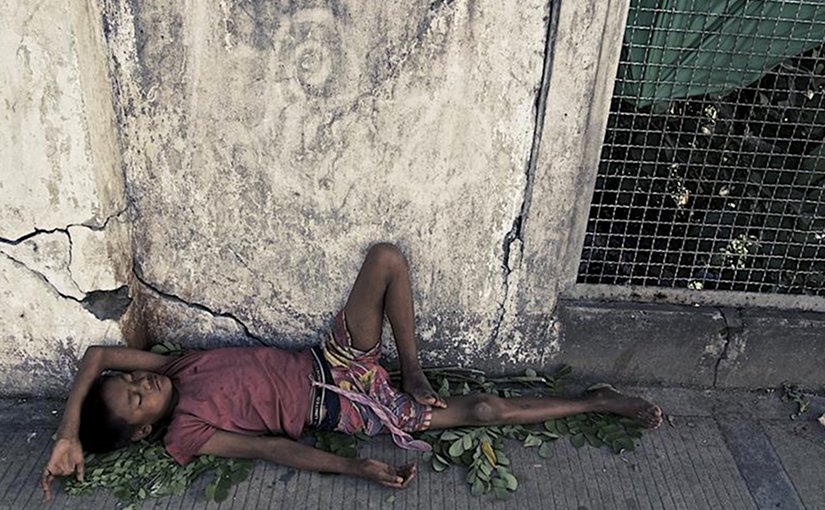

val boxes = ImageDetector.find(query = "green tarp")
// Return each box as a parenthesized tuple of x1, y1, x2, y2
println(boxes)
(617, 0, 825, 108)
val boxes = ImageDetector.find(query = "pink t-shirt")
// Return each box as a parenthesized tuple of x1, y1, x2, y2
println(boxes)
(161, 347, 314, 465)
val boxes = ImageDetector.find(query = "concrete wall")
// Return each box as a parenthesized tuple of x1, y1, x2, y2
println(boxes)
(0, 0, 131, 395)
(11, 0, 816, 395)
(1, 0, 641, 394)
(102, 0, 552, 367)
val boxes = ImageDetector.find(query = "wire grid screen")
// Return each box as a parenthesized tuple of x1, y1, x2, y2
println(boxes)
(578, 0, 825, 295)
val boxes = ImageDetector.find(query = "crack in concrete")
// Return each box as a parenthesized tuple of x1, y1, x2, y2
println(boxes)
(0, 250, 128, 321)
(713, 307, 743, 387)
(488, 0, 559, 346)
(131, 266, 266, 346)
(65, 228, 82, 292)
(0, 208, 128, 246)
(0, 251, 83, 303)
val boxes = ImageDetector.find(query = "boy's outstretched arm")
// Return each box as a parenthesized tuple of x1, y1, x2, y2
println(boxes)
(40, 346, 170, 501)
(199, 431, 417, 489)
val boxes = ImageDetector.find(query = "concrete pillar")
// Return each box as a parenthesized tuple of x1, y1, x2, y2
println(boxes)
(503, 0, 630, 360)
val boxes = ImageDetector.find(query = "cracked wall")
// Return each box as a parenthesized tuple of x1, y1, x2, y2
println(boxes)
(0, 0, 131, 395)
(102, 0, 550, 368)
(2, 0, 637, 395)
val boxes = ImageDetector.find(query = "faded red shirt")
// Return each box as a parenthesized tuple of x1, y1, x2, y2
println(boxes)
(161, 346, 314, 465)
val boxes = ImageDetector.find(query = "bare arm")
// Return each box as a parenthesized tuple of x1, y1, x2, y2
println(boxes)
(57, 346, 170, 439)
(41, 346, 171, 500)
(198, 431, 416, 489)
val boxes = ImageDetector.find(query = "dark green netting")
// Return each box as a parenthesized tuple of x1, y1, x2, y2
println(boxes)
(618, 0, 825, 108)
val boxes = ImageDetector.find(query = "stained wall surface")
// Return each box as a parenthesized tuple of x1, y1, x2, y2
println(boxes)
(2, 0, 645, 396)
(0, 0, 130, 394)
(104, 0, 550, 367)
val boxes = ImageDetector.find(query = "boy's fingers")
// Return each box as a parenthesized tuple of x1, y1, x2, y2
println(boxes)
(40, 470, 53, 501)
(399, 464, 417, 488)
(76, 463, 85, 482)
(426, 393, 447, 408)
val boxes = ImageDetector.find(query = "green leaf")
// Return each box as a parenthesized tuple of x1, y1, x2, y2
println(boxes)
(626, 427, 643, 439)
(523, 434, 543, 448)
(471, 478, 486, 496)
(205, 483, 216, 501)
(214, 476, 231, 502)
(440, 431, 460, 441)
(556, 421, 569, 435)
(385, 494, 397, 504)
(616, 437, 636, 452)
(497, 469, 518, 491)
(524, 368, 537, 378)
(448, 440, 465, 458)
(494, 486, 510, 500)
(603, 431, 627, 444)
(539, 442, 554, 458)
(433, 458, 449, 472)
(544, 420, 558, 434)
(438, 378, 450, 397)
(462, 433, 473, 451)
(570, 434, 586, 448)
(584, 433, 603, 448)
(230, 467, 250, 484)
(434, 453, 450, 465)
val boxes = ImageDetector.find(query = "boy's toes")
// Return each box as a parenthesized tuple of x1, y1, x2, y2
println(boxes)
(639, 406, 663, 429)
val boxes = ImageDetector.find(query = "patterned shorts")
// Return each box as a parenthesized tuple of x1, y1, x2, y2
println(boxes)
(320, 310, 432, 441)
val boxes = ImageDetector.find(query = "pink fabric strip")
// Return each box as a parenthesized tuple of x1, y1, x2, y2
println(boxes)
(311, 380, 432, 452)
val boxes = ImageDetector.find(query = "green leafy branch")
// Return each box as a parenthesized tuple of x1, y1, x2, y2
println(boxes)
(63, 441, 251, 507)
(406, 365, 645, 500)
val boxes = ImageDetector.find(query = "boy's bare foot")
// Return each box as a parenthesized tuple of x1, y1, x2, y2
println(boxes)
(588, 385, 662, 429)
(402, 368, 447, 408)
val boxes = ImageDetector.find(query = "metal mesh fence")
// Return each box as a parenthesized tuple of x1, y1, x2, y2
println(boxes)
(578, 0, 825, 296)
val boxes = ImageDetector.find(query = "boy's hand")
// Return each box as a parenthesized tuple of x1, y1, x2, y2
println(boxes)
(356, 459, 416, 489)
(40, 437, 85, 501)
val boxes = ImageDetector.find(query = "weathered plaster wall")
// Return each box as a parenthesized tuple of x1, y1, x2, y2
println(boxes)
(103, 0, 551, 367)
(0, 0, 130, 395)
(4, 0, 811, 394)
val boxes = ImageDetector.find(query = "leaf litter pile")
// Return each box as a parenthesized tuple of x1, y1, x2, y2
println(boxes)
(63, 349, 645, 506)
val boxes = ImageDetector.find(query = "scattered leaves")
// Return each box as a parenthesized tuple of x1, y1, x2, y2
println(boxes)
(63, 441, 251, 506)
(782, 382, 811, 419)
(402, 365, 646, 499)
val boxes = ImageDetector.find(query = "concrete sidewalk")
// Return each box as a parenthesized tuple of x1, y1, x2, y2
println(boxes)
(1, 385, 823, 510)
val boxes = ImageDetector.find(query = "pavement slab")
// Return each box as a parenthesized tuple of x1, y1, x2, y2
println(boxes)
(1, 386, 823, 510)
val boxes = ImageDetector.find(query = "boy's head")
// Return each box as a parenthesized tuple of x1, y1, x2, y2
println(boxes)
(80, 370, 175, 453)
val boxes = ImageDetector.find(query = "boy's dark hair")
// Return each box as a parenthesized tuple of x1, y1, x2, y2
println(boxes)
(79, 374, 136, 453)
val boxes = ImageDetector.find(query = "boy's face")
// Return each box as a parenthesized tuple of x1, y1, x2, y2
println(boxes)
(102, 370, 174, 440)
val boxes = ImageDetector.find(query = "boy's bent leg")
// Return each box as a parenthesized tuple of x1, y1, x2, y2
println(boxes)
(343, 243, 445, 407)
(428, 389, 662, 430)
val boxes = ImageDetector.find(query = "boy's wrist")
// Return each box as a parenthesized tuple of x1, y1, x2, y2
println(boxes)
(55, 429, 79, 440)
(346, 458, 365, 478)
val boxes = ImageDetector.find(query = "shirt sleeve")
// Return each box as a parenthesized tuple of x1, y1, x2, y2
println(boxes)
(163, 414, 217, 465)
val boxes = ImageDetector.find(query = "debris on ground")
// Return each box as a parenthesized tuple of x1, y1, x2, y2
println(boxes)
(781, 382, 811, 419)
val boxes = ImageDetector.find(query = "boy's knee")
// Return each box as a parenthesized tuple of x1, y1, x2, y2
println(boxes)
(469, 394, 503, 425)
(367, 242, 408, 271)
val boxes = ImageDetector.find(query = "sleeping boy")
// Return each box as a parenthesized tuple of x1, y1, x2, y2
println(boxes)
(40, 243, 662, 500)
